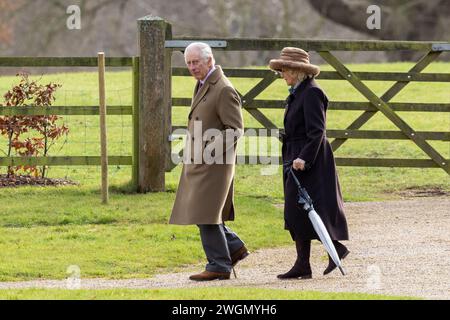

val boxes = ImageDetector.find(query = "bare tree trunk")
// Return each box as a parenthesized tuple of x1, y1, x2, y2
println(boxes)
(42, 124, 48, 179)
(280, 0, 292, 38)
(6, 127, 14, 178)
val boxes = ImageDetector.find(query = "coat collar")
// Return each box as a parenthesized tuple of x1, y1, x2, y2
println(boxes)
(189, 66, 223, 116)
(202, 65, 222, 86)
(283, 77, 313, 122)
(289, 77, 311, 97)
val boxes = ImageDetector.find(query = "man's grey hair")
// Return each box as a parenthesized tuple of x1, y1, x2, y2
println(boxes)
(184, 42, 215, 65)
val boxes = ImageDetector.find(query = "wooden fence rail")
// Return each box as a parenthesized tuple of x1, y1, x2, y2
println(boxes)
(164, 23, 450, 183)
(0, 15, 449, 193)
(0, 56, 138, 189)
(169, 60, 450, 175)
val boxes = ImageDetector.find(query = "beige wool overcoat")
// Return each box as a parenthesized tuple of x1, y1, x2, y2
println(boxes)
(169, 66, 244, 225)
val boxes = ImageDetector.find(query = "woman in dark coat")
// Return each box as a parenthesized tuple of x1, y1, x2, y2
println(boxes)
(269, 47, 349, 279)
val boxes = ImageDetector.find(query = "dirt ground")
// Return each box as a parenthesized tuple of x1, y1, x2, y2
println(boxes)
(1, 196, 449, 300)
(0, 174, 78, 188)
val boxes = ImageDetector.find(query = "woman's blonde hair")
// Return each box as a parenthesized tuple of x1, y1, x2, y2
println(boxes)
(283, 69, 314, 81)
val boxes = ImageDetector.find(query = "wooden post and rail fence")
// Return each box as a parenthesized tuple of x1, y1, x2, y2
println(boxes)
(0, 16, 448, 193)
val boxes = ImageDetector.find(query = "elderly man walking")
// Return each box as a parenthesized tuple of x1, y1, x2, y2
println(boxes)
(169, 42, 249, 281)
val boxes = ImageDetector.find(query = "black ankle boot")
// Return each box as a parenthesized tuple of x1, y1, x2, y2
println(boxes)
(323, 241, 350, 275)
(277, 239, 312, 279)
(277, 261, 312, 279)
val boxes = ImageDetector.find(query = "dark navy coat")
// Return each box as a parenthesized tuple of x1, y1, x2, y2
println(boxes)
(281, 77, 349, 241)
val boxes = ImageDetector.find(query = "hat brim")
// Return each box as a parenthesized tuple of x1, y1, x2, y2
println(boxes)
(269, 59, 320, 76)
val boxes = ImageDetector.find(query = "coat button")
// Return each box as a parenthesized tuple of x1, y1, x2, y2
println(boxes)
(196, 117, 199, 120)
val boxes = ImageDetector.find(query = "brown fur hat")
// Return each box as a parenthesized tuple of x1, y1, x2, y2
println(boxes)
(269, 47, 320, 76)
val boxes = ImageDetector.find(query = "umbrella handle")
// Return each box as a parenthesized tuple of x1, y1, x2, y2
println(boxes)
(282, 161, 292, 175)
(283, 160, 293, 167)
(283, 161, 302, 187)
(288, 166, 315, 209)
(288, 167, 302, 188)
(285, 161, 314, 208)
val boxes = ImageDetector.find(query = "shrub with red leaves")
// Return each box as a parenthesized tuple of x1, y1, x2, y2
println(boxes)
(0, 73, 69, 178)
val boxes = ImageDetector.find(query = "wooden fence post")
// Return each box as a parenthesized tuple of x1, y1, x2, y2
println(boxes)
(98, 52, 109, 204)
(131, 56, 140, 191)
(137, 16, 172, 192)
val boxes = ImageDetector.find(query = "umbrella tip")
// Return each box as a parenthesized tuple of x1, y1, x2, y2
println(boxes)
(339, 266, 346, 276)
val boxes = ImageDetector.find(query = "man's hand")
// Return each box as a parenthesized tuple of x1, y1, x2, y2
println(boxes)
(292, 158, 306, 171)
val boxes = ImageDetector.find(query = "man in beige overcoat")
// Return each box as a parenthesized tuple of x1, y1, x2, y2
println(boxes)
(170, 42, 249, 281)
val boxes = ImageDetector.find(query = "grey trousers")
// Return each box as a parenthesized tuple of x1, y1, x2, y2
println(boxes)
(198, 224, 245, 273)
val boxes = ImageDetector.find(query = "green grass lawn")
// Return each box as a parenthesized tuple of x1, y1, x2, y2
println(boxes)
(0, 287, 416, 300)
(0, 188, 287, 280)
(0, 63, 448, 299)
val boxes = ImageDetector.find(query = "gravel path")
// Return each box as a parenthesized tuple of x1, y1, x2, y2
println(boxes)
(1, 197, 449, 299)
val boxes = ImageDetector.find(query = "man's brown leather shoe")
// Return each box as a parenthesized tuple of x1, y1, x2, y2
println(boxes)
(189, 270, 231, 281)
(231, 246, 249, 267)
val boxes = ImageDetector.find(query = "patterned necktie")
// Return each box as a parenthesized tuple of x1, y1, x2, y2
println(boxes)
(196, 82, 203, 95)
